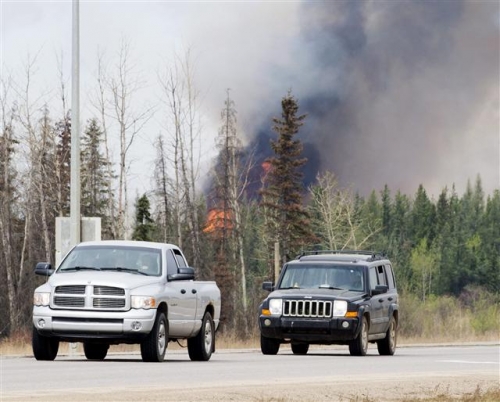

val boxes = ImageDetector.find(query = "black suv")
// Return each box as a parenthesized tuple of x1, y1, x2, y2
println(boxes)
(258, 251, 398, 356)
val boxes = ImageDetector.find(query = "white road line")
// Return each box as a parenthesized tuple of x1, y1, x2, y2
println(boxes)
(437, 360, 499, 365)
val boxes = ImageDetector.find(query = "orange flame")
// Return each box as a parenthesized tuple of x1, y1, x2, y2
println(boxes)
(203, 209, 233, 233)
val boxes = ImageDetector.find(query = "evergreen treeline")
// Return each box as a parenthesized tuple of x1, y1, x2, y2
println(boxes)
(1, 71, 498, 340)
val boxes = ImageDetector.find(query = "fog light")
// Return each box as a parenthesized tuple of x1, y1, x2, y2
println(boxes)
(264, 319, 271, 326)
(132, 321, 142, 331)
(38, 319, 45, 328)
(341, 321, 349, 328)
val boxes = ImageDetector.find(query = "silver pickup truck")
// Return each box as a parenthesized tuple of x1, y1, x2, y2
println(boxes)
(32, 240, 221, 362)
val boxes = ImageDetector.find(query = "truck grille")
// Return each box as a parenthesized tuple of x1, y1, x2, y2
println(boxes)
(52, 285, 127, 310)
(93, 298, 126, 308)
(55, 285, 86, 294)
(54, 296, 85, 307)
(283, 300, 332, 318)
(94, 286, 125, 296)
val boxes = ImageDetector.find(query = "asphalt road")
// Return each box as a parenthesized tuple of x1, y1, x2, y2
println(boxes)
(1, 344, 499, 401)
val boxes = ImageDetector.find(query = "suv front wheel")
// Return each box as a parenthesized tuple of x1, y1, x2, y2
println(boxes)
(349, 316, 368, 356)
(261, 334, 280, 355)
(377, 316, 397, 355)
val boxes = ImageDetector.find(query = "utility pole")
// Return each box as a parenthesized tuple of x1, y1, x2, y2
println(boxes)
(70, 0, 81, 246)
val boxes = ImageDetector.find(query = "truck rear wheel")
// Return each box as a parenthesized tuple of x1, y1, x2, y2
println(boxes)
(140, 312, 168, 362)
(260, 334, 280, 355)
(188, 311, 215, 361)
(32, 326, 59, 361)
(84, 342, 109, 360)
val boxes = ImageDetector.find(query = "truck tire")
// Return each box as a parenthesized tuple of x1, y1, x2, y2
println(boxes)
(377, 316, 397, 355)
(140, 312, 168, 362)
(188, 311, 215, 361)
(291, 343, 309, 355)
(260, 334, 280, 355)
(83, 342, 109, 360)
(32, 326, 59, 361)
(349, 316, 368, 356)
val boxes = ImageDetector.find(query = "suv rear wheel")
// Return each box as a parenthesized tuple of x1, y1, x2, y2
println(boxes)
(291, 343, 309, 355)
(349, 316, 368, 356)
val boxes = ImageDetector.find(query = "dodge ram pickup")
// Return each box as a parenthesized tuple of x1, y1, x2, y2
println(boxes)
(32, 240, 221, 362)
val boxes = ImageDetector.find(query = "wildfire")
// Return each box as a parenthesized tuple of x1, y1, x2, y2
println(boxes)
(203, 209, 233, 233)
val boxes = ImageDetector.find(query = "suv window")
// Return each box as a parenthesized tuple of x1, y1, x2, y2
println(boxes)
(386, 264, 395, 289)
(369, 267, 378, 290)
(377, 265, 387, 286)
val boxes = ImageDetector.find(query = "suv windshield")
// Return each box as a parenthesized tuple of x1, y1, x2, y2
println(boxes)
(58, 246, 162, 277)
(279, 264, 365, 291)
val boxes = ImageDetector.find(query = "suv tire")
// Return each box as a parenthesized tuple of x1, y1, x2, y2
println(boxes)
(261, 334, 280, 355)
(377, 316, 397, 355)
(291, 343, 309, 355)
(349, 316, 368, 356)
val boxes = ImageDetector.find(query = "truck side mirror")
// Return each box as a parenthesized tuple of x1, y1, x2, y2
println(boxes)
(168, 267, 195, 281)
(35, 262, 54, 277)
(262, 281, 274, 292)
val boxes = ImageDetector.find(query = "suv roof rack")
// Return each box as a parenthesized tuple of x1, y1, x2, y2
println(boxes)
(296, 250, 387, 262)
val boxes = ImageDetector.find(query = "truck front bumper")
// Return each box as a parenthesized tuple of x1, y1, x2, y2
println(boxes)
(259, 315, 360, 344)
(33, 306, 156, 341)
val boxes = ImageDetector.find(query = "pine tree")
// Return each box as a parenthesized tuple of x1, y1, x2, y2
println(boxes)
(80, 119, 115, 238)
(132, 194, 155, 241)
(260, 91, 314, 264)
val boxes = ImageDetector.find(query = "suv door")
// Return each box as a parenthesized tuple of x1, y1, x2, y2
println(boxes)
(368, 265, 390, 334)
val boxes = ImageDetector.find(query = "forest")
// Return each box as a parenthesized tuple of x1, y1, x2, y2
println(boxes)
(0, 51, 498, 341)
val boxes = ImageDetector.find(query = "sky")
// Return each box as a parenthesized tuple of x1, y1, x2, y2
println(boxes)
(1, 0, 499, 199)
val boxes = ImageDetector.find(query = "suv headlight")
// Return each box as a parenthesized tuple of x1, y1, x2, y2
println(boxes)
(333, 300, 348, 317)
(268, 299, 283, 315)
(131, 296, 156, 309)
(34, 292, 50, 306)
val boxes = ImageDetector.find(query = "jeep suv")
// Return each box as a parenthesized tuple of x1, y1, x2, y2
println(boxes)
(258, 251, 398, 356)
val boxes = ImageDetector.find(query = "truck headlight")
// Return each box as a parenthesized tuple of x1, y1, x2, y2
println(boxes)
(333, 300, 348, 317)
(131, 296, 156, 309)
(268, 299, 283, 315)
(34, 292, 50, 306)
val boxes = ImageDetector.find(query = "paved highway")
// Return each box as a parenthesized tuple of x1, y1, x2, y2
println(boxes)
(1, 344, 498, 401)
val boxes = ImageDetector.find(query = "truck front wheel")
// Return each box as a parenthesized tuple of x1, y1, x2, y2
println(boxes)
(32, 326, 59, 361)
(140, 312, 168, 362)
(188, 311, 215, 361)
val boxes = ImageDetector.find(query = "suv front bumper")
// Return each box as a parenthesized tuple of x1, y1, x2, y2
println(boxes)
(259, 315, 360, 344)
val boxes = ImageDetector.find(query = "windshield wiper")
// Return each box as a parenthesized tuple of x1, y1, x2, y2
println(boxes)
(318, 284, 344, 290)
(279, 286, 301, 290)
(60, 266, 101, 272)
(100, 267, 148, 276)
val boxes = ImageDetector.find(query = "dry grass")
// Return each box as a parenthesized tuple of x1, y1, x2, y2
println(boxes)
(399, 386, 500, 402)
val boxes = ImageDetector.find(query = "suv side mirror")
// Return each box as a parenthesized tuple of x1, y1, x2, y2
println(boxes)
(35, 262, 54, 276)
(372, 284, 388, 295)
(168, 267, 195, 281)
(262, 281, 274, 292)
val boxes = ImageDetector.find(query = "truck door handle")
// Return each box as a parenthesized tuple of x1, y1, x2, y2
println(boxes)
(388, 297, 393, 301)
(181, 289, 186, 294)
(378, 299, 384, 303)
(192, 289, 197, 294)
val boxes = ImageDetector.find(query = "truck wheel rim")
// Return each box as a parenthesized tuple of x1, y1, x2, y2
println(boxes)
(389, 321, 396, 351)
(158, 321, 166, 353)
(204, 321, 213, 352)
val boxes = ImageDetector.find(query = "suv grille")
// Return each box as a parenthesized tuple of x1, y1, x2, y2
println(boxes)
(52, 285, 127, 310)
(283, 300, 332, 318)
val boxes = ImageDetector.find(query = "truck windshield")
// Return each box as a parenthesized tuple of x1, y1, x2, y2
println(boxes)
(279, 264, 364, 291)
(58, 246, 162, 277)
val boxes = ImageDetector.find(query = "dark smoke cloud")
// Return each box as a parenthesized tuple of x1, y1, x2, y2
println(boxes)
(250, 0, 499, 197)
